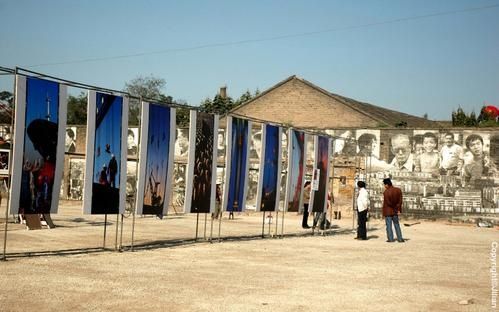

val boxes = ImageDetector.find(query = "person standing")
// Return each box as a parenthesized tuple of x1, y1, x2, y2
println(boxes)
(356, 181, 369, 240)
(382, 178, 404, 243)
(439, 132, 464, 175)
(301, 181, 311, 229)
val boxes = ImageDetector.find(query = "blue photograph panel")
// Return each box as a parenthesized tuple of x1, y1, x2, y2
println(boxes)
(191, 112, 215, 213)
(260, 124, 279, 212)
(143, 104, 171, 215)
(19, 77, 60, 214)
(286, 130, 305, 212)
(226, 118, 249, 212)
(312, 136, 329, 213)
(91, 92, 123, 214)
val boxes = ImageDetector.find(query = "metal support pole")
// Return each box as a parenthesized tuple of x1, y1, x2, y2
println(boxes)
(280, 210, 285, 238)
(267, 212, 271, 236)
(103, 214, 108, 249)
(203, 213, 207, 240)
(2, 70, 17, 261)
(274, 211, 279, 238)
(261, 212, 265, 238)
(209, 213, 214, 243)
(1, 181, 9, 261)
(218, 211, 222, 242)
(195, 212, 199, 241)
(119, 214, 124, 250)
(131, 209, 136, 251)
(114, 213, 119, 251)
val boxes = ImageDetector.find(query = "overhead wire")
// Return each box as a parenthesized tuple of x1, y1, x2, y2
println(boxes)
(24, 3, 499, 68)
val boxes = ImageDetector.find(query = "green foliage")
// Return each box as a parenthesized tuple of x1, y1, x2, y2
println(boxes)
(0, 91, 13, 105)
(201, 94, 235, 115)
(201, 88, 260, 116)
(395, 121, 407, 128)
(176, 108, 190, 127)
(452, 106, 497, 127)
(0, 90, 13, 123)
(123, 75, 183, 126)
(67, 92, 87, 125)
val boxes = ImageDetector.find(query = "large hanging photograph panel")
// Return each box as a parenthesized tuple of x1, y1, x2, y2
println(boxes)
(185, 111, 219, 213)
(311, 135, 330, 213)
(256, 124, 282, 212)
(83, 91, 128, 214)
(136, 102, 175, 215)
(284, 129, 306, 212)
(223, 117, 251, 212)
(9, 75, 67, 214)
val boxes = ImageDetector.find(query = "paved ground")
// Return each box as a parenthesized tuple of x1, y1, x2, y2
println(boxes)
(0, 200, 497, 311)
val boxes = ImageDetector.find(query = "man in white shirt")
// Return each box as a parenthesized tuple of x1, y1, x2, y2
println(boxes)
(355, 181, 369, 240)
(440, 132, 464, 175)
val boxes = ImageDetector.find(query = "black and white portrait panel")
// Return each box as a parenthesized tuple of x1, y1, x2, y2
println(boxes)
(127, 128, 139, 158)
(174, 128, 189, 160)
(65, 126, 77, 153)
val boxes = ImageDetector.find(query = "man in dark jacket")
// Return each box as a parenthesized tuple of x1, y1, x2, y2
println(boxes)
(382, 178, 404, 243)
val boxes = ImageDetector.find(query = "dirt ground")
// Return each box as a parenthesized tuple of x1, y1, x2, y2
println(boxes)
(0, 200, 497, 312)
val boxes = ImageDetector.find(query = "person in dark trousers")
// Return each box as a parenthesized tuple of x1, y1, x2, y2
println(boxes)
(301, 181, 311, 228)
(356, 181, 369, 240)
(382, 178, 404, 243)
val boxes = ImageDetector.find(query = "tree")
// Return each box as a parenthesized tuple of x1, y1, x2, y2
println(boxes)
(200, 88, 260, 116)
(452, 107, 468, 126)
(124, 75, 181, 126)
(0, 90, 13, 123)
(0, 91, 13, 105)
(67, 92, 87, 124)
(200, 94, 235, 115)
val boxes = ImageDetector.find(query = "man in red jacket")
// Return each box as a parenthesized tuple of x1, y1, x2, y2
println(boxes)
(382, 178, 405, 243)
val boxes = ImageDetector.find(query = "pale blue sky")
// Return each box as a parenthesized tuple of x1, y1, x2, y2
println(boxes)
(1, 0, 498, 120)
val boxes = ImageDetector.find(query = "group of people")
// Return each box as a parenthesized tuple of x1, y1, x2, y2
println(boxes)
(98, 154, 118, 188)
(355, 178, 404, 242)
(300, 177, 405, 243)
(389, 132, 497, 183)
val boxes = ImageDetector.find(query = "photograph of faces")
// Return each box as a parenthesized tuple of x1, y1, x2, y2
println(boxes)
(412, 130, 440, 175)
(9, 75, 67, 214)
(0, 149, 9, 176)
(256, 124, 282, 212)
(68, 158, 85, 200)
(83, 91, 128, 214)
(174, 128, 189, 160)
(310, 135, 330, 213)
(65, 127, 77, 153)
(333, 130, 356, 157)
(249, 127, 262, 166)
(284, 129, 306, 212)
(223, 117, 251, 213)
(388, 131, 414, 172)
(462, 130, 496, 185)
(127, 127, 139, 158)
(136, 102, 175, 216)
(185, 111, 219, 214)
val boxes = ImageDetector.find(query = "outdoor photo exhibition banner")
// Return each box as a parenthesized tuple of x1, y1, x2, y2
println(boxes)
(284, 129, 306, 212)
(256, 124, 282, 212)
(136, 102, 176, 215)
(83, 91, 128, 214)
(185, 111, 219, 214)
(309, 135, 331, 213)
(9, 75, 67, 214)
(222, 116, 251, 213)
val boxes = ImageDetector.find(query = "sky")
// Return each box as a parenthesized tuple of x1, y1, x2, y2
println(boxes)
(93, 93, 122, 187)
(1, 0, 498, 120)
(24, 77, 59, 164)
(143, 103, 170, 206)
